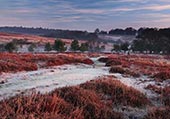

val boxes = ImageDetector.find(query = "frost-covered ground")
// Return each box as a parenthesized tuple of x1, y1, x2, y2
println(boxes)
(0, 56, 169, 107)
(0, 57, 110, 100)
(113, 74, 168, 106)
(0, 56, 169, 119)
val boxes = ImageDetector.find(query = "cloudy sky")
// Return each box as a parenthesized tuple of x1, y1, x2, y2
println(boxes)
(0, 0, 170, 31)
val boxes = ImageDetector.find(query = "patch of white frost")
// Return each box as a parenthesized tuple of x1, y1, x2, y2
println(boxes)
(0, 57, 110, 100)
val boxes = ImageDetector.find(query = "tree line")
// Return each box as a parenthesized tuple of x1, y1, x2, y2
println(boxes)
(111, 28, 170, 54)
(2, 38, 105, 53)
(132, 28, 170, 54)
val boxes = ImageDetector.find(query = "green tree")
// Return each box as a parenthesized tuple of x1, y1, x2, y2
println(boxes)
(132, 40, 146, 53)
(45, 42, 52, 51)
(112, 44, 121, 52)
(121, 42, 129, 51)
(80, 43, 89, 52)
(94, 28, 100, 34)
(53, 39, 66, 52)
(28, 44, 36, 52)
(71, 40, 79, 51)
(5, 41, 17, 52)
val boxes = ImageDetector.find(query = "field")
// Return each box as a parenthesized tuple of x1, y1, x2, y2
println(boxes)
(0, 32, 87, 45)
(0, 52, 170, 119)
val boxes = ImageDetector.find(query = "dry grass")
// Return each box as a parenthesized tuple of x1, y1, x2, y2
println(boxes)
(99, 54, 170, 80)
(80, 76, 150, 107)
(152, 71, 170, 81)
(0, 76, 130, 119)
(162, 86, 170, 106)
(144, 107, 170, 119)
(109, 66, 140, 77)
(145, 84, 162, 94)
(0, 53, 93, 74)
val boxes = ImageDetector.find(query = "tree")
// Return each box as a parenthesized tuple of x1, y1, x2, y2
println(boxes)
(121, 42, 129, 51)
(101, 45, 105, 51)
(5, 41, 17, 52)
(80, 43, 89, 52)
(112, 44, 121, 52)
(28, 44, 36, 52)
(45, 42, 52, 51)
(53, 39, 66, 52)
(71, 40, 79, 51)
(94, 28, 100, 34)
(132, 40, 146, 52)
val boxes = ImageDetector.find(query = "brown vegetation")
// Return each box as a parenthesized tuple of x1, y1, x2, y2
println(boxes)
(162, 86, 170, 106)
(80, 76, 150, 107)
(98, 54, 170, 80)
(109, 66, 140, 77)
(152, 71, 170, 81)
(0, 76, 150, 118)
(144, 107, 170, 119)
(145, 84, 162, 94)
(0, 53, 93, 74)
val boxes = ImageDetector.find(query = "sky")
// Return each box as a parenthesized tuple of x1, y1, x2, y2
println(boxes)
(0, 0, 170, 31)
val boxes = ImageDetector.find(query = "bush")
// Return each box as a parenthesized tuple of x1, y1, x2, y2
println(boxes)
(80, 77, 150, 107)
(105, 59, 122, 66)
(98, 57, 109, 63)
(0, 84, 123, 119)
(144, 107, 170, 119)
(152, 71, 170, 81)
(109, 66, 126, 74)
(162, 86, 170, 106)
(0, 53, 94, 73)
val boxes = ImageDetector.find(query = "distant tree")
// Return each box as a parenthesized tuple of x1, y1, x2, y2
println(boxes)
(0, 44, 5, 51)
(28, 44, 36, 52)
(99, 30, 107, 35)
(112, 44, 121, 52)
(80, 43, 89, 52)
(101, 45, 105, 51)
(95, 44, 100, 52)
(109, 28, 125, 35)
(45, 42, 52, 51)
(121, 42, 129, 51)
(5, 41, 17, 52)
(134, 28, 170, 54)
(71, 40, 79, 51)
(53, 39, 66, 52)
(124, 27, 137, 35)
(94, 28, 100, 34)
(132, 40, 146, 52)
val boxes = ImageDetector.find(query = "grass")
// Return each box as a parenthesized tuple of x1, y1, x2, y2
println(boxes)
(0, 53, 93, 74)
(0, 76, 128, 119)
(144, 107, 170, 119)
(0, 76, 150, 119)
(80, 76, 150, 107)
(99, 54, 170, 80)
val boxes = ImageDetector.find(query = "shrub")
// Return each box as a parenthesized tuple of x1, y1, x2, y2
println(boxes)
(0, 53, 94, 73)
(144, 107, 170, 119)
(56, 86, 122, 119)
(98, 57, 109, 63)
(152, 71, 170, 81)
(0, 80, 124, 119)
(145, 84, 162, 94)
(162, 86, 170, 106)
(109, 66, 126, 74)
(80, 77, 150, 107)
(105, 59, 122, 66)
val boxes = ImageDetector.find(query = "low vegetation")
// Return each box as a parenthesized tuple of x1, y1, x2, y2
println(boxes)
(98, 54, 170, 80)
(0, 76, 151, 118)
(144, 107, 170, 119)
(0, 53, 93, 74)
